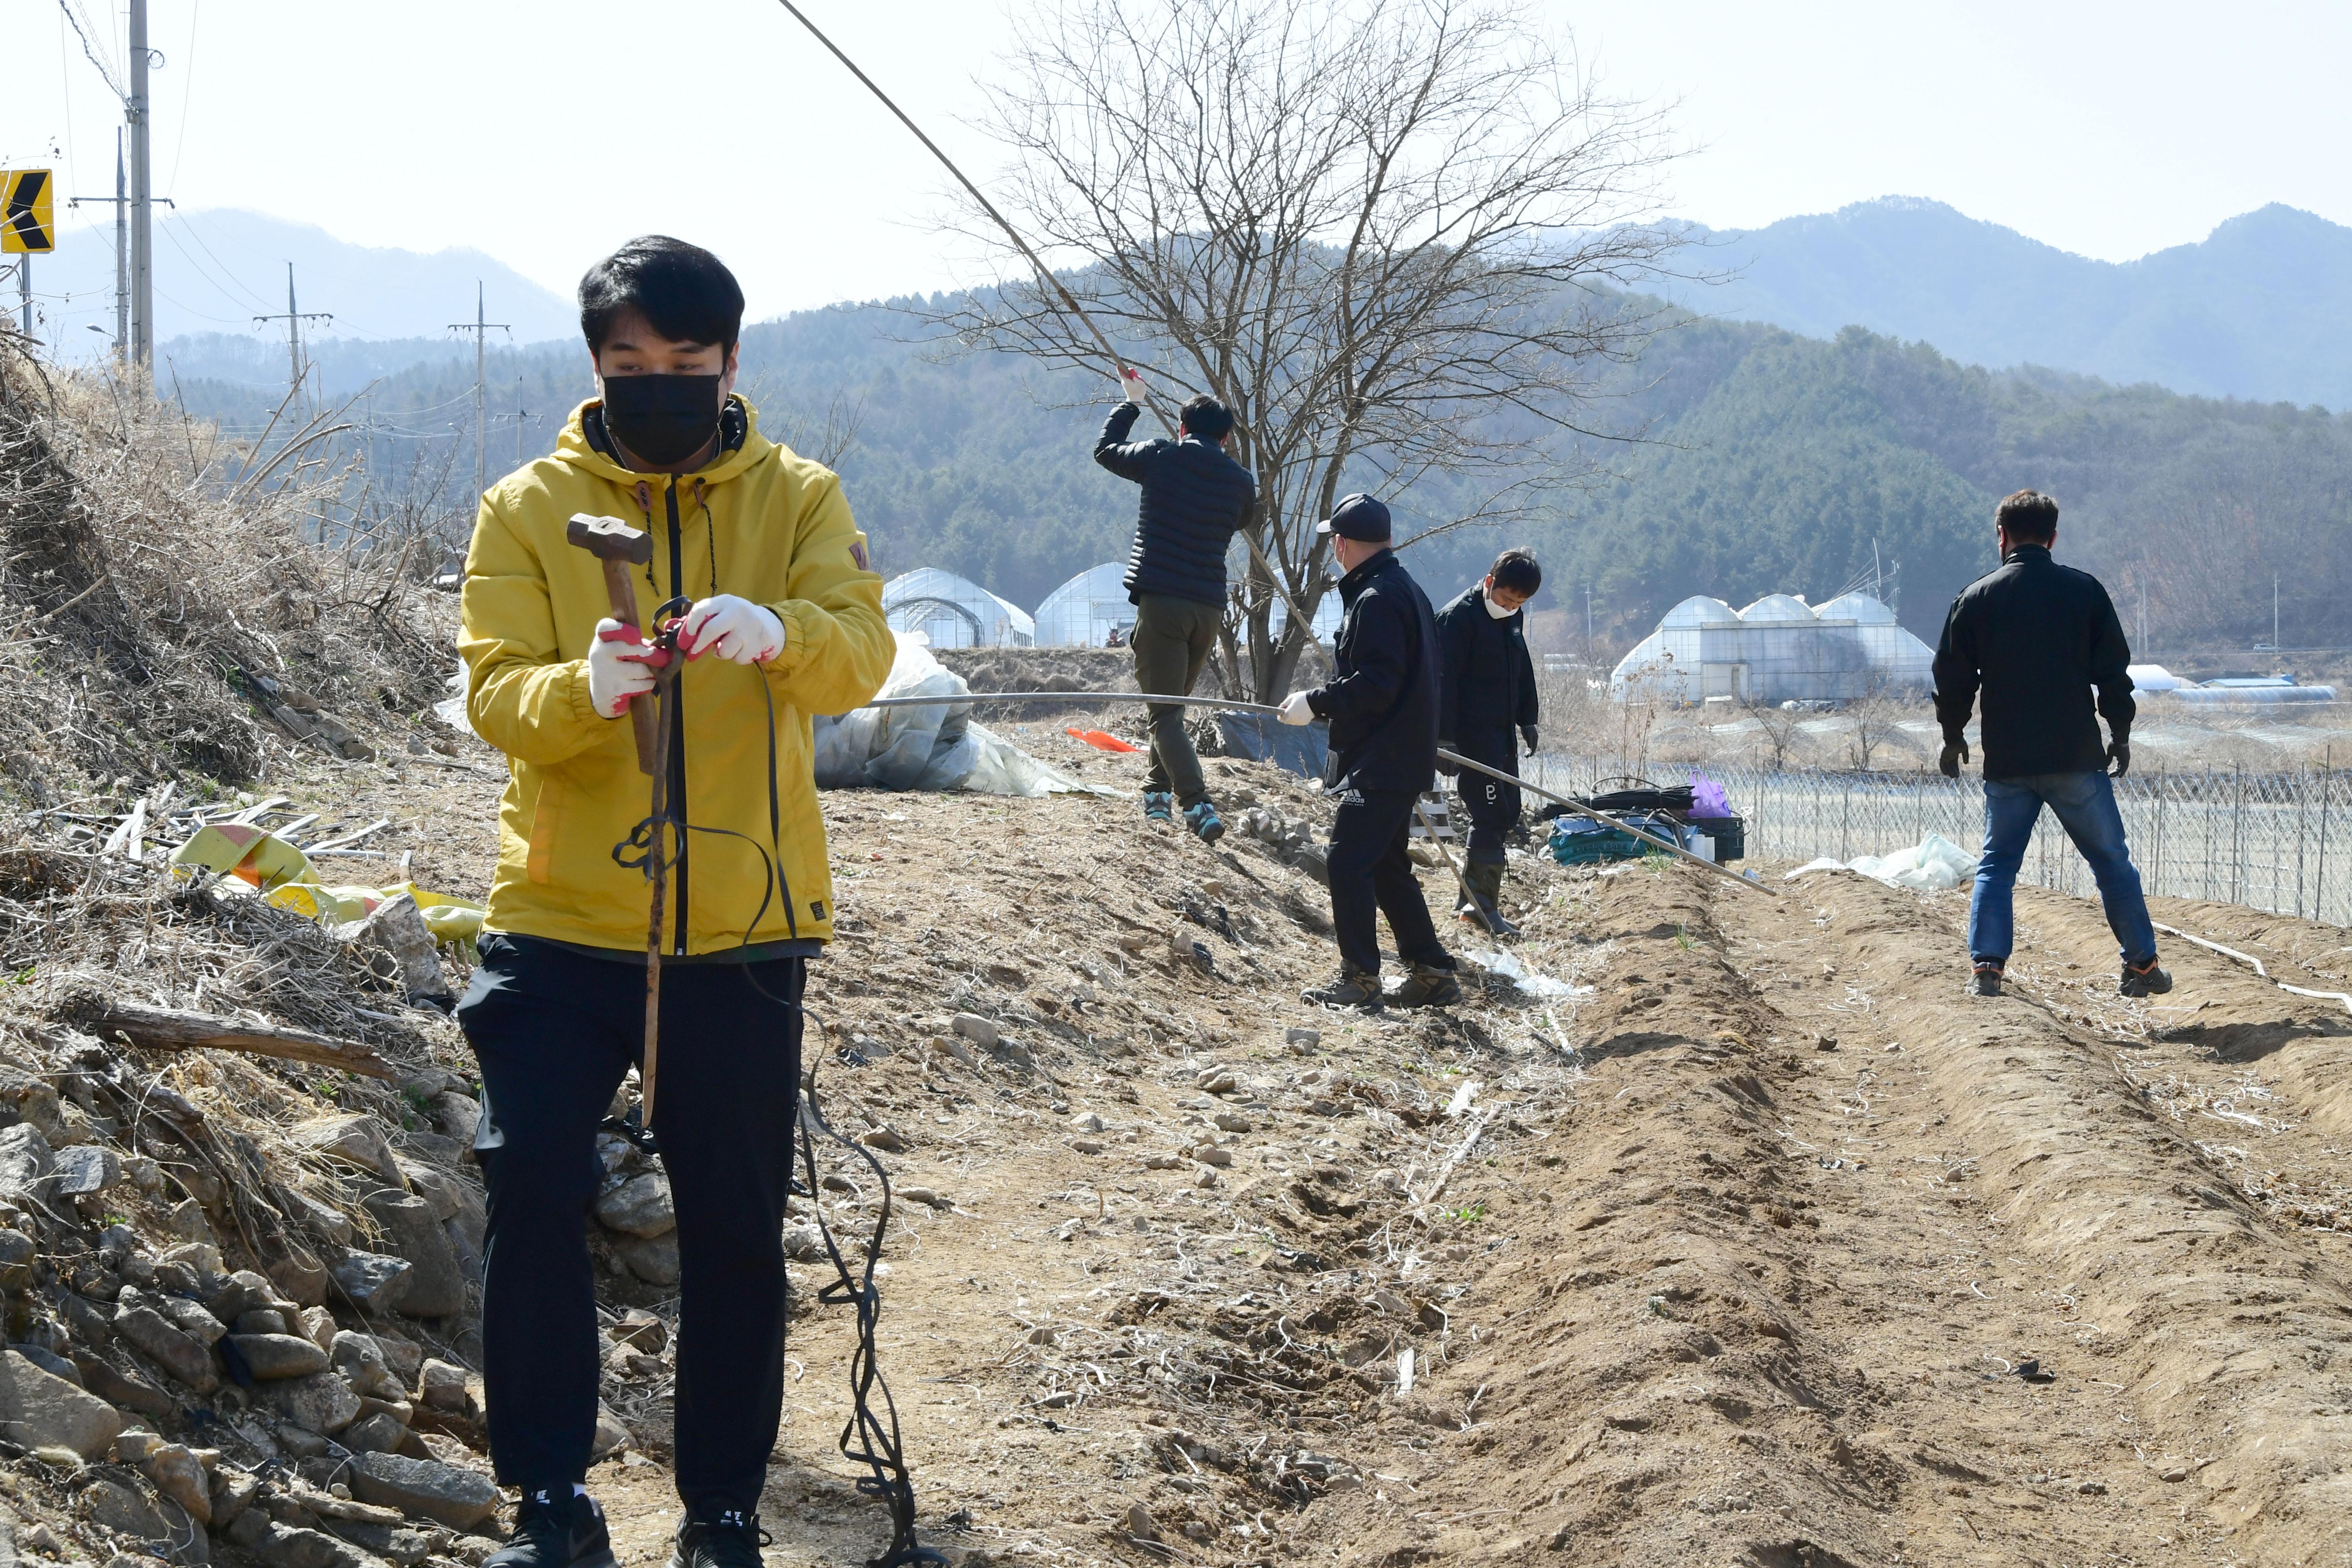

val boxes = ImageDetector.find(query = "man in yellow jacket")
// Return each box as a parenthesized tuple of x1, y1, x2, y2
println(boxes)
(455, 236, 892, 1568)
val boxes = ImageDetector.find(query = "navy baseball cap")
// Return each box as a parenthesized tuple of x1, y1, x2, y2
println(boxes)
(1318, 493, 1391, 542)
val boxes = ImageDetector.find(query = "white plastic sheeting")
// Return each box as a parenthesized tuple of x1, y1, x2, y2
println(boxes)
(1786, 832, 1975, 891)
(813, 634, 1099, 796)
(1034, 563, 1135, 647)
(879, 568, 1035, 648)
(1611, 591, 1935, 705)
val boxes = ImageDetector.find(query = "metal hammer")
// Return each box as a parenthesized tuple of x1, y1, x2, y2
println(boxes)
(566, 513, 660, 775)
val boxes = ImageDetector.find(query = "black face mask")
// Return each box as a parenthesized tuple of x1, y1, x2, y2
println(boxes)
(601, 373, 723, 467)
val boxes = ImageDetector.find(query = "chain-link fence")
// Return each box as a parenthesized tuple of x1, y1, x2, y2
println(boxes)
(1523, 755, 2352, 927)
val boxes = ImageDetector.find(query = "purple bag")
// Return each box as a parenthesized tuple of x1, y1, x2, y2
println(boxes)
(1689, 769, 1731, 818)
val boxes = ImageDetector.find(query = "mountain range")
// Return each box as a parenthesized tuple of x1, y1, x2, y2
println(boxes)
(1669, 198, 2352, 409)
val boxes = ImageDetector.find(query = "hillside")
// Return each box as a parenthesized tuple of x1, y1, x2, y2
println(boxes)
(158, 288, 2352, 655)
(1674, 197, 2352, 409)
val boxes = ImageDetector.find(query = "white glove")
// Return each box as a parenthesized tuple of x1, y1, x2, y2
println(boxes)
(1277, 691, 1315, 727)
(1120, 368, 1148, 405)
(587, 618, 662, 719)
(678, 594, 786, 665)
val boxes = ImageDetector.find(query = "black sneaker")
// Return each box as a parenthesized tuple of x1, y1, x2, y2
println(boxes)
(1968, 963, 2003, 998)
(488, 1492, 616, 1568)
(670, 1510, 772, 1568)
(2120, 959, 2174, 998)
(1390, 962, 1462, 1009)
(1302, 965, 1382, 1009)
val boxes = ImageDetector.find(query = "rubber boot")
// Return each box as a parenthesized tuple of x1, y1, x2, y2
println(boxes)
(1459, 860, 1519, 937)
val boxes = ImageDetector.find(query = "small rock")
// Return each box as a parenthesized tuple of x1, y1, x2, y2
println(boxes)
(275, 1423, 331, 1459)
(396, 1164, 465, 1225)
(1213, 1112, 1252, 1133)
(291, 1116, 403, 1184)
(2077, 1479, 2107, 1495)
(896, 1187, 953, 1211)
(329, 1251, 414, 1317)
(266, 1372, 362, 1435)
(984, 963, 1026, 988)
(934, 1036, 977, 1067)
(159, 1296, 228, 1346)
(1125, 1503, 1162, 1542)
(50, 1144, 122, 1196)
(1071, 1111, 1107, 1134)
(205, 1269, 282, 1324)
(361, 1194, 465, 1318)
(342, 1412, 408, 1454)
(63, 1292, 117, 1346)
(950, 1014, 999, 1050)
(781, 1223, 827, 1262)
(210, 1468, 262, 1528)
(593, 1174, 676, 1239)
(1198, 1069, 1238, 1095)
(119, 1429, 165, 1463)
(297, 1306, 339, 1354)
(428, 1092, 481, 1145)
(592, 1405, 630, 1462)
(1069, 1139, 1105, 1156)
(280, 1189, 355, 1246)
(1191, 1145, 1233, 1168)
(11, 1344, 80, 1386)
(144, 1442, 212, 1524)
(373, 1334, 425, 1386)
(327, 1522, 431, 1566)
(247, 1522, 343, 1568)
(114, 1305, 218, 1392)
(608, 1310, 667, 1353)
(0, 1348, 123, 1457)
(347, 1453, 500, 1530)
(859, 1126, 908, 1153)
(1815, 1034, 1838, 1052)
(1284, 1026, 1320, 1048)
(234, 1309, 290, 1337)
(1115, 931, 1150, 954)
(77, 1476, 169, 1550)
(611, 1234, 681, 1286)
(2161, 1466, 2189, 1483)
(73, 1354, 173, 1419)
(331, 1333, 396, 1397)
(0, 1229, 35, 1290)
(1195, 1168, 1221, 1189)
(417, 1360, 474, 1415)
(229, 1335, 329, 1380)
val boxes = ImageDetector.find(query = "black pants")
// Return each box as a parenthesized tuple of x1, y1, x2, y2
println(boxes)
(1327, 788, 1454, 976)
(1452, 728, 1520, 866)
(457, 935, 803, 1518)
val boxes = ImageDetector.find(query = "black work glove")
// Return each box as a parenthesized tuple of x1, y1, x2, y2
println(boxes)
(1938, 738, 1969, 779)
(1519, 724, 1539, 757)
(2107, 735, 2131, 779)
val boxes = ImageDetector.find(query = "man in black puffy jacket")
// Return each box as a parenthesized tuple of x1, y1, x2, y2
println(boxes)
(1095, 378, 1259, 843)
(1436, 549, 1542, 934)
(1933, 488, 2170, 1001)
(1274, 495, 1459, 1010)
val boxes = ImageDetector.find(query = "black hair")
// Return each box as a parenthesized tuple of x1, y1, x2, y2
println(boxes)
(1996, 488, 2059, 543)
(1179, 394, 1234, 444)
(580, 236, 746, 355)
(1489, 548, 1542, 596)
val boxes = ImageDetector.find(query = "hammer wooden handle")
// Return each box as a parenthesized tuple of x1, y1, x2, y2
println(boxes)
(597, 559, 660, 777)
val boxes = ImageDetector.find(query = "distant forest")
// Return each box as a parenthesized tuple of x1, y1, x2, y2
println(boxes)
(163, 290, 2352, 659)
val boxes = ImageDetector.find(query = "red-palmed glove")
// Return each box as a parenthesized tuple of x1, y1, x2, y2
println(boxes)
(676, 595, 786, 665)
(587, 618, 664, 718)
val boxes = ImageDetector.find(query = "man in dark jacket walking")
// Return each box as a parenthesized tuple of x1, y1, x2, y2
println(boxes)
(1437, 548, 1542, 934)
(1275, 495, 1460, 1009)
(1933, 488, 2170, 999)
(1095, 375, 1258, 842)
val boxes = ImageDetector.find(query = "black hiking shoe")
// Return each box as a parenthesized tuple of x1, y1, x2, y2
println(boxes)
(2120, 958, 2174, 998)
(1968, 963, 2003, 998)
(1390, 962, 1463, 1009)
(670, 1510, 772, 1568)
(1303, 965, 1382, 1009)
(488, 1492, 616, 1568)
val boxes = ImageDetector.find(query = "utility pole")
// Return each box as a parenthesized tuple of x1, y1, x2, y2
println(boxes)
(74, 135, 169, 367)
(447, 282, 510, 500)
(128, 0, 153, 378)
(253, 264, 331, 407)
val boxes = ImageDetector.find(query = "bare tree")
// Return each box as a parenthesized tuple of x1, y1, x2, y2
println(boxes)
(936, 0, 1685, 699)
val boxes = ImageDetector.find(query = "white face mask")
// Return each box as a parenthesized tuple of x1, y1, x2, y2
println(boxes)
(1484, 592, 1517, 620)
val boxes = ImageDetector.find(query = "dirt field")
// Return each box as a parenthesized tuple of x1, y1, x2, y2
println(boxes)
(272, 712, 2352, 1568)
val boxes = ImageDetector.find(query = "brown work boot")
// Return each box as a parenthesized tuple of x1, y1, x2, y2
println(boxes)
(1302, 965, 1382, 1009)
(1389, 961, 1462, 1009)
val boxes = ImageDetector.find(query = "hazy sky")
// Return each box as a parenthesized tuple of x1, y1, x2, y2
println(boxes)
(6, 0, 2348, 326)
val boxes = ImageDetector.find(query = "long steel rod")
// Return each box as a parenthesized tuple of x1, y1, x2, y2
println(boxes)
(766, 0, 1317, 635)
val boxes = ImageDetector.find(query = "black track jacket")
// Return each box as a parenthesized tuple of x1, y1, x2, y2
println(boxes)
(1932, 544, 2135, 780)
(1307, 548, 1441, 794)
(1436, 585, 1537, 742)
(1095, 404, 1259, 608)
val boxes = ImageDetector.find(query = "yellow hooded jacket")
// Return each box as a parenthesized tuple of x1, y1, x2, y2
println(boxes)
(458, 396, 892, 955)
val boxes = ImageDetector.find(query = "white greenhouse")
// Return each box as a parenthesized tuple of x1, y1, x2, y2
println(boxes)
(1610, 591, 1934, 705)
(1034, 564, 1135, 647)
(879, 569, 1034, 648)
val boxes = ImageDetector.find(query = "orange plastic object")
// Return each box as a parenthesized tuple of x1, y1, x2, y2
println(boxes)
(1068, 727, 1141, 753)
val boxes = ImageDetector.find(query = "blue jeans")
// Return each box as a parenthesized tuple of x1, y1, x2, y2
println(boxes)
(1967, 770, 2157, 969)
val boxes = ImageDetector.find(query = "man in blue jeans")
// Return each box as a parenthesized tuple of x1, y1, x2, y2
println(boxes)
(1932, 488, 2172, 1000)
